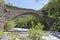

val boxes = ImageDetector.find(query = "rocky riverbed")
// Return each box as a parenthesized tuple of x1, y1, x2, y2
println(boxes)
(4, 28, 60, 40)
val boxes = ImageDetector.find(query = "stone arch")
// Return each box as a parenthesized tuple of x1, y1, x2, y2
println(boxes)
(5, 12, 42, 24)
(4, 12, 42, 29)
(0, 4, 43, 30)
(4, 5, 43, 23)
(12, 12, 41, 20)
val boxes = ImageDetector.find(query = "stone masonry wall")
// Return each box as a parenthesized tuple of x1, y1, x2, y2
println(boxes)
(0, 3, 5, 30)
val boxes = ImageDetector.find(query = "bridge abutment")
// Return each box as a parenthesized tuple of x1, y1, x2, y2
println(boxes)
(0, 3, 5, 30)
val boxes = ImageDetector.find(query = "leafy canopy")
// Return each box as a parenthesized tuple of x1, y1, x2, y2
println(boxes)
(0, 0, 4, 3)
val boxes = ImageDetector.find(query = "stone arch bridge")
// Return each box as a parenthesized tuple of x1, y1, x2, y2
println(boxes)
(0, 3, 43, 30)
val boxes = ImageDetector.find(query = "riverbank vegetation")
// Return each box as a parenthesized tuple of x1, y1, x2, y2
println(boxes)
(39, 0, 60, 32)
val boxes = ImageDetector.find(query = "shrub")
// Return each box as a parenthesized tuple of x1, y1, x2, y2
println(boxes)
(15, 16, 40, 29)
(28, 22, 46, 40)
(0, 0, 4, 3)
(7, 33, 20, 40)
(0, 31, 5, 36)
(52, 20, 60, 32)
(4, 20, 16, 31)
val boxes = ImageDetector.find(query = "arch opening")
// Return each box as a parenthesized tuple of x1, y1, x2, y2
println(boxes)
(4, 12, 41, 31)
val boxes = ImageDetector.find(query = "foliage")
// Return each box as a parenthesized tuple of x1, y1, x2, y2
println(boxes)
(0, 31, 20, 40)
(53, 19, 60, 31)
(15, 15, 40, 29)
(28, 22, 46, 40)
(4, 20, 16, 31)
(39, 0, 60, 31)
(0, 0, 4, 3)
(0, 31, 5, 36)
(7, 33, 20, 40)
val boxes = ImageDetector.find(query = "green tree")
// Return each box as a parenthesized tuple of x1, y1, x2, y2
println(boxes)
(0, 0, 4, 3)
(39, 0, 60, 31)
